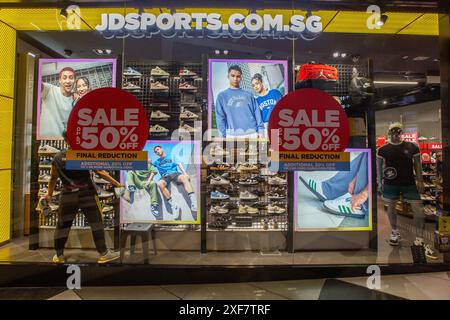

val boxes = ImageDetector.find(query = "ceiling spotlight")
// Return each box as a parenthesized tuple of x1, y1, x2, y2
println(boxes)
(376, 14, 388, 27)
(223, 50, 229, 55)
(402, 56, 409, 59)
(433, 58, 440, 62)
(214, 49, 220, 55)
(333, 52, 340, 58)
(340, 53, 347, 58)
(383, 100, 388, 105)
(93, 49, 113, 55)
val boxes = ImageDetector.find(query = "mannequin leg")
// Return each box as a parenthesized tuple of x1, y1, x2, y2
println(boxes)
(386, 200, 398, 231)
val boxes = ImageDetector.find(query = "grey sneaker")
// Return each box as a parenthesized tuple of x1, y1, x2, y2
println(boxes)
(98, 250, 120, 264)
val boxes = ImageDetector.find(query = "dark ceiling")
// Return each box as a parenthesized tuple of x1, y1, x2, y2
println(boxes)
(23, 30, 440, 75)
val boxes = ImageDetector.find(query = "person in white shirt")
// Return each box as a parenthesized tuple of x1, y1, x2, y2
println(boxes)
(39, 67, 75, 137)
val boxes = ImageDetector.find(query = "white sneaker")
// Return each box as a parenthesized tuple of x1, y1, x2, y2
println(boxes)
(268, 176, 287, 185)
(98, 250, 120, 264)
(151, 110, 170, 120)
(299, 176, 326, 201)
(38, 145, 60, 154)
(123, 67, 142, 78)
(210, 176, 230, 185)
(424, 244, 438, 260)
(322, 193, 365, 218)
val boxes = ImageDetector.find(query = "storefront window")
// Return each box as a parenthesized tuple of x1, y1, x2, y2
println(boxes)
(0, 1, 448, 272)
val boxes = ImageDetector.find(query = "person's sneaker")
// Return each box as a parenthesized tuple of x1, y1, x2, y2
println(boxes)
(190, 197, 198, 212)
(151, 110, 170, 120)
(150, 203, 159, 217)
(123, 67, 142, 78)
(122, 82, 141, 91)
(98, 189, 114, 198)
(238, 205, 259, 214)
(210, 176, 230, 185)
(150, 124, 170, 134)
(424, 244, 438, 260)
(388, 231, 401, 246)
(170, 203, 181, 219)
(179, 124, 199, 133)
(299, 176, 326, 201)
(151, 66, 170, 77)
(211, 191, 230, 200)
(151, 80, 169, 91)
(179, 110, 199, 120)
(268, 176, 287, 185)
(239, 191, 258, 200)
(239, 178, 259, 185)
(52, 254, 65, 264)
(268, 204, 286, 214)
(39, 145, 60, 154)
(179, 68, 197, 77)
(97, 250, 120, 264)
(179, 82, 198, 90)
(322, 194, 365, 218)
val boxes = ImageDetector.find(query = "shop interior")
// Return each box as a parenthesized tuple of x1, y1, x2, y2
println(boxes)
(0, 24, 443, 265)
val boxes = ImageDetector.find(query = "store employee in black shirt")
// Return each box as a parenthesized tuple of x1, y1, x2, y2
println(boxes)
(43, 130, 124, 264)
(377, 122, 437, 260)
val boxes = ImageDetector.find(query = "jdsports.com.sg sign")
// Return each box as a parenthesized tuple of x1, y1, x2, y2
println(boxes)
(96, 12, 323, 39)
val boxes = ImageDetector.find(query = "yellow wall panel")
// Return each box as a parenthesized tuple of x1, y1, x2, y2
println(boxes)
(0, 170, 11, 244)
(80, 7, 139, 30)
(397, 13, 439, 35)
(0, 21, 16, 98)
(0, 96, 13, 170)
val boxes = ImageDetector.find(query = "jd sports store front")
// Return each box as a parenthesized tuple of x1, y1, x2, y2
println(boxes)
(0, 0, 450, 285)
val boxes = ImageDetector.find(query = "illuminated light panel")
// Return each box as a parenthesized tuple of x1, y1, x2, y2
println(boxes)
(0, 22, 16, 98)
(397, 13, 438, 35)
(325, 11, 423, 34)
(0, 8, 92, 30)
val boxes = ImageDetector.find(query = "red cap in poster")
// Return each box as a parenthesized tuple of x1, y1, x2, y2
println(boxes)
(268, 88, 349, 152)
(67, 88, 148, 151)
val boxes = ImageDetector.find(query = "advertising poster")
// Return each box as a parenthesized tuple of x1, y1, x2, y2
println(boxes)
(208, 59, 288, 140)
(37, 58, 117, 140)
(120, 140, 201, 224)
(295, 149, 372, 231)
(421, 149, 432, 164)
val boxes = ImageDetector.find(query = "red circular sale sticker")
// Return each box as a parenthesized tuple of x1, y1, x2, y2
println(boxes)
(67, 88, 148, 151)
(268, 88, 349, 152)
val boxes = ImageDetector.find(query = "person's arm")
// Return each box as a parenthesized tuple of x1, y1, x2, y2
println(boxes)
(94, 170, 123, 188)
(215, 93, 227, 138)
(41, 83, 51, 101)
(413, 153, 425, 194)
(45, 164, 59, 198)
(252, 96, 265, 137)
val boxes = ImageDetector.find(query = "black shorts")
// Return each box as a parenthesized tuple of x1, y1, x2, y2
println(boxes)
(161, 172, 182, 185)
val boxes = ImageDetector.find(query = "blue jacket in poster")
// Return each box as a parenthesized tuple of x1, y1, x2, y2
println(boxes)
(256, 89, 283, 123)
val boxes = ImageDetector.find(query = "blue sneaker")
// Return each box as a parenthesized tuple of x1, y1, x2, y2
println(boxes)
(211, 191, 230, 200)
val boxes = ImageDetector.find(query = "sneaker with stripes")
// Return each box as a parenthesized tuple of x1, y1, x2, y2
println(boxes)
(299, 176, 326, 201)
(322, 194, 365, 218)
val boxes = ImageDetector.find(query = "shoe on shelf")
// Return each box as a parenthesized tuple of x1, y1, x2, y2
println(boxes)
(210, 145, 228, 156)
(418, 136, 428, 141)
(268, 176, 287, 185)
(151, 66, 170, 77)
(39, 159, 52, 166)
(102, 205, 114, 213)
(239, 191, 258, 200)
(179, 82, 198, 90)
(150, 124, 170, 134)
(179, 124, 199, 133)
(52, 254, 65, 264)
(180, 110, 199, 120)
(210, 205, 229, 214)
(267, 204, 286, 214)
(38, 174, 51, 182)
(222, 201, 239, 210)
(93, 175, 110, 184)
(210, 176, 230, 185)
(238, 205, 259, 214)
(39, 145, 60, 154)
(98, 250, 120, 264)
(298, 176, 326, 201)
(123, 67, 142, 78)
(239, 178, 259, 186)
(424, 244, 438, 260)
(151, 110, 170, 120)
(267, 191, 285, 200)
(150, 80, 169, 91)
(323, 194, 365, 218)
(122, 82, 141, 91)
(211, 191, 230, 200)
(98, 189, 114, 198)
(252, 201, 268, 209)
(237, 163, 259, 171)
(260, 167, 277, 176)
(179, 68, 197, 77)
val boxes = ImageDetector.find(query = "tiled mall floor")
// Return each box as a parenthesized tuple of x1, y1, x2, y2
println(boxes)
(1, 272, 449, 300)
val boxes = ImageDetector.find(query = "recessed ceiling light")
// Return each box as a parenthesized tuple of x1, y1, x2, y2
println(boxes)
(93, 49, 112, 55)
(402, 56, 409, 59)
(340, 53, 347, 58)
(412, 56, 429, 61)
(433, 58, 440, 62)
(223, 49, 229, 55)
(214, 49, 220, 55)
(333, 52, 339, 58)
(383, 100, 388, 105)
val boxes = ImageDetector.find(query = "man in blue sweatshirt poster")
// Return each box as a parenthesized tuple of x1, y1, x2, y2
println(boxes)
(215, 65, 265, 139)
